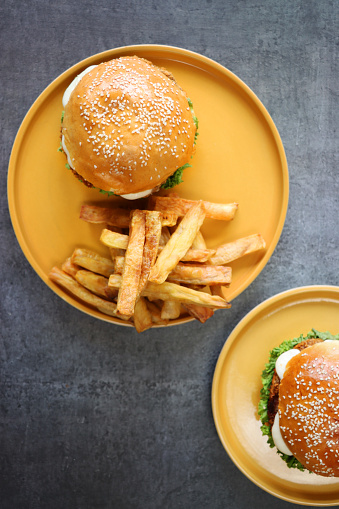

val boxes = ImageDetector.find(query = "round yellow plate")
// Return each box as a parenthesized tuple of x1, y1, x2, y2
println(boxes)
(7, 45, 289, 326)
(212, 285, 339, 506)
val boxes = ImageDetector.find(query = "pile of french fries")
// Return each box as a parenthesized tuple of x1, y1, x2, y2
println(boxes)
(49, 194, 266, 332)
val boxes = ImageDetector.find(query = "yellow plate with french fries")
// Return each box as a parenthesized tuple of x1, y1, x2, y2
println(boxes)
(7, 45, 289, 329)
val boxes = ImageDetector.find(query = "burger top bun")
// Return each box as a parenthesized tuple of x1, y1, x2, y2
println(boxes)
(62, 56, 197, 196)
(279, 340, 339, 477)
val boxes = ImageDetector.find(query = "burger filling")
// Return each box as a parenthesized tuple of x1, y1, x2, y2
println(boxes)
(258, 329, 339, 471)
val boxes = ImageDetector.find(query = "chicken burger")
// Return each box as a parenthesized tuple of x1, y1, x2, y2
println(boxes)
(60, 55, 198, 199)
(258, 329, 339, 477)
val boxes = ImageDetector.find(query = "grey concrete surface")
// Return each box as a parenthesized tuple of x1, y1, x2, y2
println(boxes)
(1, 1, 338, 508)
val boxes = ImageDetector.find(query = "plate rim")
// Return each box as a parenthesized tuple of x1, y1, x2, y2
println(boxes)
(211, 284, 339, 506)
(7, 44, 289, 327)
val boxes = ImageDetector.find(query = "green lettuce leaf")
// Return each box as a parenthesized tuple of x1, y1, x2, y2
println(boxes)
(258, 328, 339, 471)
(161, 163, 191, 190)
(188, 97, 199, 145)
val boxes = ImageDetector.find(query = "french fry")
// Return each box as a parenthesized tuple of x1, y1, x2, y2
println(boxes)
(146, 301, 169, 325)
(80, 204, 177, 227)
(184, 286, 215, 323)
(71, 248, 115, 278)
(49, 267, 119, 317)
(210, 285, 229, 298)
(191, 230, 207, 250)
(133, 297, 153, 332)
(159, 226, 171, 246)
(180, 247, 216, 262)
(110, 246, 125, 259)
(149, 201, 206, 284)
(161, 300, 182, 320)
(106, 226, 126, 258)
(116, 210, 146, 318)
(113, 256, 125, 275)
(74, 269, 117, 300)
(108, 274, 230, 309)
(209, 233, 266, 265)
(104, 232, 215, 263)
(166, 263, 232, 286)
(178, 221, 215, 261)
(80, 204, 132, 228)
(150, 196, 238, 221)
(138, 211, 163, 296)
(61, 257, 80, 278)
(100, 229, 129, 250)
(184, 304, 215, 323)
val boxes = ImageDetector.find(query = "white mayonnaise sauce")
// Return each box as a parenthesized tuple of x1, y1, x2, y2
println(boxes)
(271, 348, 301, 455)
(120, 189, 153, 200)
(275, 349, 300, 379)
(62, 65, 97, 107)
(272, 412, 293, 455)
(61, 135, 73, 168)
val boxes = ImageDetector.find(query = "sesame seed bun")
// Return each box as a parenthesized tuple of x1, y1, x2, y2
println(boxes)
(279, 340, 339, 477)
(62, 56, 197, 196)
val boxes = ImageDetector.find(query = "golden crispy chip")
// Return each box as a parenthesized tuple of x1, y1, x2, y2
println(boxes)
(113, 256, 125, 275)
(183, 286, 215, 323)
(210, 285, 229, 298)
(184, 304, 215, 323)
(104, 286, 120, 301)
(105, 226, 126, 258)
(191, 230, 207, 250)
(100, 229, 129, 250)
(116, 210, 146, 318)
(146, 301, 169, 325)
(149, 201, 206, 284)
(71, 248, 115, 278)
(74, 269, 117, 300)
(49, 267, 119, 317)
(61, 257, 80, 278)
(150, 196, 238, 221)
(159, 213, 178, 227)
(138, 210, 163, 296)
(113, 247, 216, 276)
(159, 226, 171, 246)
(107, 238, 215, 263)
(80, 205, 133, 228)
(161, 300, 182, 320)
(180, 247, 216, 262)
(209, 233, 266, 265)
(109, 274, 229, 309)
(80, 204, 177, 228)
(166, 263, 232, 286)
(133, 297, 153, 332)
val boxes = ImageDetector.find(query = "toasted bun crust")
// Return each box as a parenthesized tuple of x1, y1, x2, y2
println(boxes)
(279, 341, 339, 477)
(62, 56, 197, 195)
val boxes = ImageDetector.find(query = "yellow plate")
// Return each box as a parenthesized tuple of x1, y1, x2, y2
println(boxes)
(7, 45, 289, 326)
(212, 285, 339, 506)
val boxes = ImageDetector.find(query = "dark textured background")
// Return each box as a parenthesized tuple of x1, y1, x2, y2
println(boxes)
(1, 1, 338, 508)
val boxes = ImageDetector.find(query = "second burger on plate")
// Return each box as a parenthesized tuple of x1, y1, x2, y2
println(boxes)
(259, 329, 339, 478)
